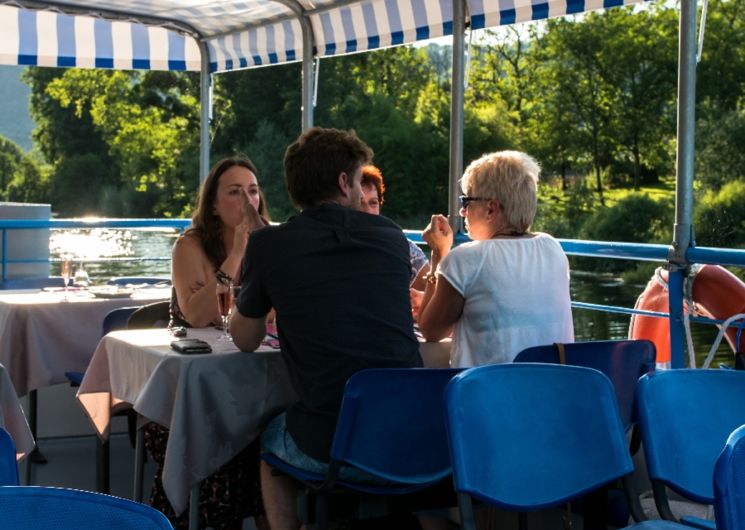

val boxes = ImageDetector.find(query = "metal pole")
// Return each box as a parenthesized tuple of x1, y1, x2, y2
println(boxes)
(301, 16, 314, 129)
(667, 0, 697, 368)
(449, 0, 466, 232)
(271, 0, 315, 129)
(670, 0, 697, 265)
(199, 40, 211, 184)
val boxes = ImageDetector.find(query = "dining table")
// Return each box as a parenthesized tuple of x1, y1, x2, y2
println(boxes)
(77, 326, 451, 517)
(0, 286, 172, 397)
(0, 362, 34, 461)
(77, 326, 296, 516)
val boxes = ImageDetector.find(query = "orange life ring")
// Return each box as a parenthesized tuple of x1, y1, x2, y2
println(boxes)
(629, 265, 745, 366)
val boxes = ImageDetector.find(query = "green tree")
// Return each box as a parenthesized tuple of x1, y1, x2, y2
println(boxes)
(0, 136, 49, 203)
(23, 67, 200, 216)
(696, 103, 745, 191)
(600, 7, 677, 188)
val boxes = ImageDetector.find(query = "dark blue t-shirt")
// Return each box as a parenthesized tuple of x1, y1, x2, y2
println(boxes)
(236, 203, 422, 461)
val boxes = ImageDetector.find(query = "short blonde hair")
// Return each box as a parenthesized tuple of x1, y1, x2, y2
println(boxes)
(460, 150, 539, 233)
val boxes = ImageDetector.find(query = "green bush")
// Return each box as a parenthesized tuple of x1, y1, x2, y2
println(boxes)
(695, 179, 745, 248)
(574, 194, 673, 272)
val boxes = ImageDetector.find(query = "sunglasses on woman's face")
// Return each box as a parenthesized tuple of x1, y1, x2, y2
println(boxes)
(459, 195, 490, 209)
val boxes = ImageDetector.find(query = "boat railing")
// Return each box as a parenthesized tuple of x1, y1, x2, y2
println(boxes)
(0, 218, 190, 282)
(1, 219, 743, 364)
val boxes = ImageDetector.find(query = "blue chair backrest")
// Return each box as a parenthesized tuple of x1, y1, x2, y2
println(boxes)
(0, 486, 173, 528)
(445, 363, 633, 510)
(0, 429, 19, 486)
(514, 339, 656, 430)
(714, 424, 745, 530)
(107, 276, 170, 286)
(102, 306, 140, 335)
(636, 369, 745, 504)
(329, 368, 462, 484)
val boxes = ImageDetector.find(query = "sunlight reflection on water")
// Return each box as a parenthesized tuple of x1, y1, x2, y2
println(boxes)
(49, 228, 178, 281)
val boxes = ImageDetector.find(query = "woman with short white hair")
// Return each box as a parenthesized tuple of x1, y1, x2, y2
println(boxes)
(416, 150, 574, 367)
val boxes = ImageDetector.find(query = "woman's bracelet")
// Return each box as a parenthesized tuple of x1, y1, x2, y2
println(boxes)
(215, 269, 233, 287)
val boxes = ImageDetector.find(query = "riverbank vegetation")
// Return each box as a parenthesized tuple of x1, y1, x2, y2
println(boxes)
(1, 0, 744, 277)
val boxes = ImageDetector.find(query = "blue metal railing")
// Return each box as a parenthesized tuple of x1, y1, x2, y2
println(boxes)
(2, 219, 744, 367)
(0, 218, 191, 281)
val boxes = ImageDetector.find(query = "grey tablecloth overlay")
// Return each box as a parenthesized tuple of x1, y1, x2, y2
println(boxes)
(77, 327, 297, 514)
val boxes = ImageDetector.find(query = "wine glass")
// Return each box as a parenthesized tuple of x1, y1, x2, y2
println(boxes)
(74, 262, 90, 288)
(60, 258, 72, 300)
(216, 285, 234, 341)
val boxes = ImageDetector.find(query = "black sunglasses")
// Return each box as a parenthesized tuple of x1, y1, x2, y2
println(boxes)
(459, 195, 491, 209)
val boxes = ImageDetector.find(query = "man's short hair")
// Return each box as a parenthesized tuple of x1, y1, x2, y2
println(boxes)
(284, 127, 373, 209)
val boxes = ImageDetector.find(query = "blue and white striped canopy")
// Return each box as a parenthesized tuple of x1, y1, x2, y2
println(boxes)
(1, 0, 644, 73)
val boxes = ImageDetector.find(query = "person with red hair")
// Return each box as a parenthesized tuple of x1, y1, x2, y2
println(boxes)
(360, 165, 430, 290)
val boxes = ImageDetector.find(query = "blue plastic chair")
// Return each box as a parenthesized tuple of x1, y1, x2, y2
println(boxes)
(262, 368, 462, 529)
(65, 306, 140, 386)
(636, 369, 745, 529)
(444, 363, 685, 530)
(514, 340, 656, 526)
(0, 486, 173, 528)
(635, 369, 745, 528)
(0, 428, 20, 486)
(714, 424, 745, 530)
(514, 339, 656, 432)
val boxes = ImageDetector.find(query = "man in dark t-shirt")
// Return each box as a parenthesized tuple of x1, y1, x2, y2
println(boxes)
(230, 127, 422, 530)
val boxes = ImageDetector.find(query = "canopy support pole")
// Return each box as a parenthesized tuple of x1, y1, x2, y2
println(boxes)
(272, 0, 315, 130)
(301, 17, 315, 129)
(199, 40, 211, 184)
(448, 0, 466, 232)
(668, 0, 698, 368)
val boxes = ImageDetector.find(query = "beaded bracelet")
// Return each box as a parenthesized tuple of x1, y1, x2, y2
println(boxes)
(215, 269, 233, 287)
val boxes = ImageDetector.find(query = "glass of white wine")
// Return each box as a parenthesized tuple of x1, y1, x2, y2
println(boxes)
(74, 262, 90, 288)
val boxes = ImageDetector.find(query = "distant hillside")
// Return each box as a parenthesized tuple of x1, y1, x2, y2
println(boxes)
(0, 66, 34, 152)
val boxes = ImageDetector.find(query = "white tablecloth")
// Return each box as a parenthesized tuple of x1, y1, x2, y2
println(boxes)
(0, 363, 34, 461)
(0, 287, 171, 396)
(77, 327, 297, 515)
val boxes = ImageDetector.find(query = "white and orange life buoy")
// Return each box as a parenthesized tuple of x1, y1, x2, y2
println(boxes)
(629, 265, 745, 367)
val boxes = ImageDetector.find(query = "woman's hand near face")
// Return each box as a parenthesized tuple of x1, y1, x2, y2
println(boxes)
(231, 190, 266, 260)
(422, 214, 453, 262)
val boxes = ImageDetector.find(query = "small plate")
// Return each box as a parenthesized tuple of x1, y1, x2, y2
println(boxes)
(89, 287, 133, 299)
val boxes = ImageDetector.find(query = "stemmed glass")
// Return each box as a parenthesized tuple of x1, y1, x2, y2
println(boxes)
(60, 258, 72, 300)
(216, 284, 234, 341)
(73, 262, 90, 288)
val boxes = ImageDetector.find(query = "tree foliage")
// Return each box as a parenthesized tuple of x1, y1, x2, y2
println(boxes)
(0, 136, 49, 203)
(7, 1, 743, 253)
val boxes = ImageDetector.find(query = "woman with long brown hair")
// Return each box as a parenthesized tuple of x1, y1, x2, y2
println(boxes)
(148, 155, 270, 529)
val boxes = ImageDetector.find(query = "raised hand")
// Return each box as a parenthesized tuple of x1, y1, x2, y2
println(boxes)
(422, 214, 453, 259)
(240, 189, 266, 231)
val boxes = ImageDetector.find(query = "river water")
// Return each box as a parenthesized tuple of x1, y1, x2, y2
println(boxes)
(48, 228, 734, 367)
